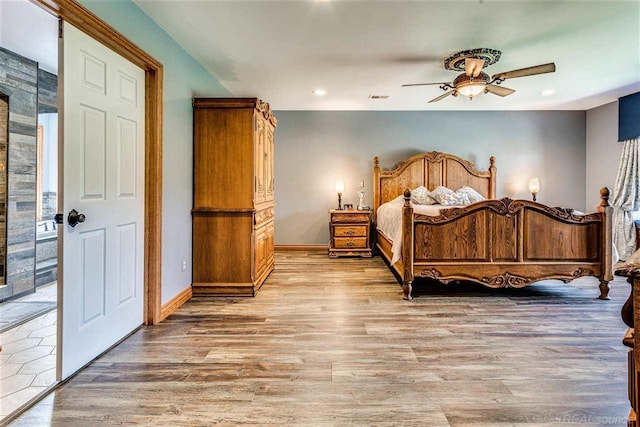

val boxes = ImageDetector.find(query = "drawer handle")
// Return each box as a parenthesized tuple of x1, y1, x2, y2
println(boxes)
(347, 242, 355, 247)
(345, 230, 354, 235)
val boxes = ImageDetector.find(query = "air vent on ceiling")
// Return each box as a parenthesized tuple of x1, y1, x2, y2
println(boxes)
(368, 95, 389, 99)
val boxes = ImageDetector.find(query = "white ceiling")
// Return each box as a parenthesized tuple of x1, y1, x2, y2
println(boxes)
(135, 0, 640, 111)
(0, 0, 58, 74)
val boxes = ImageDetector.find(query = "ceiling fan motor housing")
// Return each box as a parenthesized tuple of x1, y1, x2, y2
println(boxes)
(453, 72, 490, 87)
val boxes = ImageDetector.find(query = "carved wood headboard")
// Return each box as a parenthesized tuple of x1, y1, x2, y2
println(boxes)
(372, 151, 497, 213)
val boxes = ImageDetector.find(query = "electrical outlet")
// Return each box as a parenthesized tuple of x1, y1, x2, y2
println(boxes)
(181, 259, 187, 272)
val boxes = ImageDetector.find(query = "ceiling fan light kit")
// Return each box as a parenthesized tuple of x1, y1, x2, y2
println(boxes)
(453, 72, 490, 99)
(403, 47, 556, 103)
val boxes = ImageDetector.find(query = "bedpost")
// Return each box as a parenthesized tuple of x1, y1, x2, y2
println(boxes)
(597, 187, 613, 300)
(489, 156, 497, 199)
(402, 188, 414, 300)
(373, 157, 380, 215)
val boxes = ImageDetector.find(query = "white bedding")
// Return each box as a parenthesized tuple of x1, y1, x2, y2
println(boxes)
(376, 198, 461, 265)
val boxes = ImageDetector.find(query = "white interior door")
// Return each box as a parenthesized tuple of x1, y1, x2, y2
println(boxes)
(59, 22, 145, 379)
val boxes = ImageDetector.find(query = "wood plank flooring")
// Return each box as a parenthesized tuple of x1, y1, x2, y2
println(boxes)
(10, 251, 631, 426)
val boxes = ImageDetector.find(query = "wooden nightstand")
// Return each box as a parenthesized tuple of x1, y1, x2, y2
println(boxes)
(329, 209, 372, 258)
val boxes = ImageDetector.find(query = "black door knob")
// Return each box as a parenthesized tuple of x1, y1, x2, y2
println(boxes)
(68, 209, 86, 228)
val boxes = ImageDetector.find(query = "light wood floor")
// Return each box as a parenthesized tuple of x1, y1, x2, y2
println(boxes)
(10, 251, 630, 426)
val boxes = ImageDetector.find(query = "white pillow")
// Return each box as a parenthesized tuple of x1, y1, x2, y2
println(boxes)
(430, 186, 454, 202)
(430, 186, 470, 206)
(410, 186, 436, 205)
(456, 186, 486, 204)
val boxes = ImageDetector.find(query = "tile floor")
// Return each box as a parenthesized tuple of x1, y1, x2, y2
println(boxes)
(0, 308, 57, 419)
(1, 283, 57, 333)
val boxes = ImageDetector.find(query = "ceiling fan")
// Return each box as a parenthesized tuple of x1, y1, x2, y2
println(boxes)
(402, 48, 556, 103)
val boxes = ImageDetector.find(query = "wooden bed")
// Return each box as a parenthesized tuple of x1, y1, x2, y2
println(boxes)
(373, 151, 614, 300)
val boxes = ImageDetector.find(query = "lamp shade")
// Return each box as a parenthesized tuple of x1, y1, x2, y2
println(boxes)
(335, 179, 344, 194)
(457, 82, 485, 99)
(528, 177, 540, 194)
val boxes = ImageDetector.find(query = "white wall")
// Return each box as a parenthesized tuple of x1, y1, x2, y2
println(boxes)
(585, 102, 623, 211)
(0, 0, 58, 74)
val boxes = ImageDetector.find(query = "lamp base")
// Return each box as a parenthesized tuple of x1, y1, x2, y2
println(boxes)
(532, 193, 537, 202)
(337, 193, 343, 210)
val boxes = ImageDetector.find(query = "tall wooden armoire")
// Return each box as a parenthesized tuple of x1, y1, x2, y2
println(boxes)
(192, 98, 276, 296)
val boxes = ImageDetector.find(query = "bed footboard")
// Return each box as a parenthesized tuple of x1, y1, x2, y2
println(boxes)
(401, 188, 613, 300)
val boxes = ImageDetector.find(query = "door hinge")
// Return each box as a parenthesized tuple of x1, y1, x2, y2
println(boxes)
(54, 213, 64, 224)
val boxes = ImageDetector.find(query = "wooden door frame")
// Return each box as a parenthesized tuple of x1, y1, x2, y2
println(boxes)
(30, 0, 163, 325)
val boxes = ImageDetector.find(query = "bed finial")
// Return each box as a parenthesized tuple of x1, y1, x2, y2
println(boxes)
(488, 156, 497, 199)
(374, 156, 379, 168)
(403, 188, 411, 206)
(597, 187, 611, 212)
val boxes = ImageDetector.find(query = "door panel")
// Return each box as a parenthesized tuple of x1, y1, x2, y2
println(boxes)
(255, 226, 266, 277)
(80, 105, 106, 200)
(80, 229, 106, 325)
(254, 117, 265, 205)
(117, 117, 137, 198)
(265, 126, 274, 202)
(60, 22, 145, 379)
(117, 223, 137, 305)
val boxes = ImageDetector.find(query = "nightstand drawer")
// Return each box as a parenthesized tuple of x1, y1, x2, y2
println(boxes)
(334, 225, 367, 237)
(333, 237, 368, 249)
(332, 213, 370, 224)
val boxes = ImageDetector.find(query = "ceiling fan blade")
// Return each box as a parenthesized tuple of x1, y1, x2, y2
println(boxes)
(485, 84, 515, 97)
(465, 58, 485, 77)
(428, 90, 455, 103)
(402, 82, 450, 87)
(492, 63, 556, 80)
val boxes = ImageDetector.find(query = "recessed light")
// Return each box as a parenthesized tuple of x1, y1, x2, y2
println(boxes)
(312, 88, 326, 96)
(540, 89, 555, 96)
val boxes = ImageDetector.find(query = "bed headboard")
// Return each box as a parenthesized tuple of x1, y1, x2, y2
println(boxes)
(373, 151, 496, 212)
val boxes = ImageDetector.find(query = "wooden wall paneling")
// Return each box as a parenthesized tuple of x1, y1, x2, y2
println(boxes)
(30, 0, 164, 324)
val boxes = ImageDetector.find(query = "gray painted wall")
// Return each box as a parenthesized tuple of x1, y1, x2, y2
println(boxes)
(274, 111, 587, 245)
(585, 102, 623, 211)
